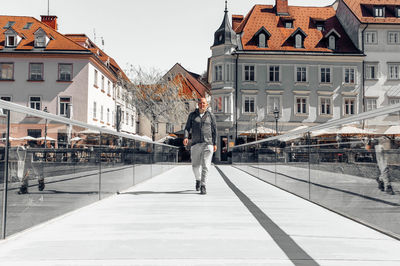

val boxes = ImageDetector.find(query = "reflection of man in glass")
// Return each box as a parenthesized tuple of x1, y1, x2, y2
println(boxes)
(183, 98, 217, 195)
(375, 137, 394, 195)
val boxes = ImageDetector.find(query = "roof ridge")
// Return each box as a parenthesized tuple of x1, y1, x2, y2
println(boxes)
(235, 5, 257, 33)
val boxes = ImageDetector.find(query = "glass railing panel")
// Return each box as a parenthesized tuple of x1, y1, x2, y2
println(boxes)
(256, 141, 276, 184)
(133, 140, 152, 185)
(310, 114, 400, 236)
(0, 110, 7, 233)
(4, 112, 101, 237)
(99, 134, 135, 198)
(152, 143, 164, 177)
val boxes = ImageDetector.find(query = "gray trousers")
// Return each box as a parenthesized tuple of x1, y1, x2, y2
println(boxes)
(190, 143, 214, 186)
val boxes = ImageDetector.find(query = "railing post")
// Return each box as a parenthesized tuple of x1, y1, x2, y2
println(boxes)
(1, 109, 11, 239)
(98, 132, 102, 200)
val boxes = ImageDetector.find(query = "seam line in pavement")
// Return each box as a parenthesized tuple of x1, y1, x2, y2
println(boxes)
(215, 166, 319, 266)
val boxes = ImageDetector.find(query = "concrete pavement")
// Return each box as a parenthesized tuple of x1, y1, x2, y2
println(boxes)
(0, 165, 400, 265)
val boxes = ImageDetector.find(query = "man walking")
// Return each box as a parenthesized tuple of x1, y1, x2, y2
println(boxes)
(183, 98, 217, 194)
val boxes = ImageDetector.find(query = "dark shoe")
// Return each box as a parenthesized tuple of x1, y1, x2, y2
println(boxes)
(386, 185, 394, 195)
(195, 180, 200, 191)
(38, 180, 45, 191)
(200, 185, 206, 195)
(18, 185, 28, 194)
(376, 178, 384, 191)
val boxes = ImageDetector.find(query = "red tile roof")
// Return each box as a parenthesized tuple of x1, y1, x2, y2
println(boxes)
(0, 16, 87, 51)
(165, 63, 210, 99)
(234, 5, 360, 53)
(343, 0, 400, 24)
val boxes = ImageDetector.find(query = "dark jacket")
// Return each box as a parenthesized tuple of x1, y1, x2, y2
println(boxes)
(184, 109, 217, 146)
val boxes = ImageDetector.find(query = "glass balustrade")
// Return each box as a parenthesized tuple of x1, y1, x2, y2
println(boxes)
(232, 103, 400, 238)
(0, 100, 178, 238)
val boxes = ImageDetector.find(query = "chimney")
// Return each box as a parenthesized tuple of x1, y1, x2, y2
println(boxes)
(276, 0, 289, 16)
(232, 15, 244, 31)
(40, 15, 58, 30)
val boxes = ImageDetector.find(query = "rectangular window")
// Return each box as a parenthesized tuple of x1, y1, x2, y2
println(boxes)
(59, 97, 71, 117)
(320, 67, 331, 83)
(225, 64, 230, 81)
(131, 115, 134, 127)
(107, 81, 111, 95)
(388, 64, 400, 80)
(0, 63, 13, 80)
(365, 64, 378, 79)
(214, 65, 222, 81)
(267, 95, 281, 114)
(224, 95, 230, 113)
(344, 98, 356, 115)
(214, 96, 223, 113)
(100, 105, 104, 121)
(101, 76, 105, 90)
(93, 101, 97, 119)
(389, 98, 400, 105)
(107, 108, 110, 123)
(29, 63, 43, 80)
(29, 96, 41, 110)
(244, 65, 255, 81)
(0, 96, 11, 101)
(388, 32, 400, 44)
(94, 69, 98, 86)
(6, 35, 16, 47)
(269, 65, 280, 82)
(243, 96, 255, 113)
(58, 63, 72, 81)
(320, 97, 332, 115)
(366, 98, 377, 111)
(397, 8, 400, 18)
(285, 21, 293, 28)
(296, 66, 307, 82)
(295, 96, 307, 114)
(365, 32, 377, 44)
(374, 7, 384, 17)
(344, 67, 356, 84)
(126, 112, 129, 125)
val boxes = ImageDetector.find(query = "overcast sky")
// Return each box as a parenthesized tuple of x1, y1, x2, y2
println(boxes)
(3, 0, 335, 75)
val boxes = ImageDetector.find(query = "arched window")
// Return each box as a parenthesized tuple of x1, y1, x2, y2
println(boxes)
(295, 34, 302, 48)
(259, 33, 266, 48)
(328, 35, 336, 50)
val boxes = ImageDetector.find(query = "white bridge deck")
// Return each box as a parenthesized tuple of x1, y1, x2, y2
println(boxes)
(0, 165, 399, 266)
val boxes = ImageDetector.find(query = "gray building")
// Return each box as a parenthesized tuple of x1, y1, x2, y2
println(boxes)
(209, 0, 364, 162)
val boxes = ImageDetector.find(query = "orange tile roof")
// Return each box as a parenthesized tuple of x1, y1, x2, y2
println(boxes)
(235, 5, 360, 53)
(0, 16, 87, 51)
(165, 63, 210, 99)
(343, 0, 400, 24)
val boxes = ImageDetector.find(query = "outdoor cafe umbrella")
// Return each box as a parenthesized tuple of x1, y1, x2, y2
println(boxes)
(0, 136, 18, 141)
(36, 136, 56, 141)
(240, 126, 276, 135)
(19, 136, 37, 141)
(384, 125, 400, 135)
(70, 136, 83, 141)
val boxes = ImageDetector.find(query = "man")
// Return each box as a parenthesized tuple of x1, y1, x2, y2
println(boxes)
(183, 97, 217, 194)
(374, 136, 394, 195)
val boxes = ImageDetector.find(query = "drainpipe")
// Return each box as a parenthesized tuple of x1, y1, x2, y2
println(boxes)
(235, 53, 239, 144)
(361, 23, 369, 128)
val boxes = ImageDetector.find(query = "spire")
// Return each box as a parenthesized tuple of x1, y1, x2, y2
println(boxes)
(212, 1, 237, 47)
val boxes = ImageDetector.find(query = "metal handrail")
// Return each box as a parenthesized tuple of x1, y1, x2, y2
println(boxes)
(0, 99, 177, 148)
(234, 102, 400, 148)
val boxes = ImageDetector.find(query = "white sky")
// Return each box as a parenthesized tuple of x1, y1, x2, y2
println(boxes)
(2, 0, 334, 75)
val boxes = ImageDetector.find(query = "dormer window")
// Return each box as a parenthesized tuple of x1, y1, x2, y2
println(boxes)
(316, 23, 324, 31)
(328, 35, 336, 50)
(285, 21, 293, 28)
(3, 21, 15, 29)
(34, 28, 49, 48)
(295, 34, 302, 48)
(374, 6, 384, 17)
(252, 27, 271, 48)
(397, 7, 400, 18)
(259, 33, 266, 48)
(6, 35, 16, 47)
(325, 29, 341, 51)
(288, 28, 307, 49)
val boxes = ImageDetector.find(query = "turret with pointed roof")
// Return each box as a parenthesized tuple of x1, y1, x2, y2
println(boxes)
(212, 1, 237, 47)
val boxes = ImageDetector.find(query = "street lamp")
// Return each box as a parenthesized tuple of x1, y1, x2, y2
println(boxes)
(273, 106, 280, 135)
(43, 106, 48, 148)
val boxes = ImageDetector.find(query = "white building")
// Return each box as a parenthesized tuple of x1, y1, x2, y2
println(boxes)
(0, 15, 136, 142)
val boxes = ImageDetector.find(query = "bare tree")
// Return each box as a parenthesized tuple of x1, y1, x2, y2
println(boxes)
(120, 65, 196, 141)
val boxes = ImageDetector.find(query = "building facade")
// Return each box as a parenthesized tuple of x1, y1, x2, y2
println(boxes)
(209, 0, 365, 161)
(336, 0, 400, 128)
(0, 15, 136, 143)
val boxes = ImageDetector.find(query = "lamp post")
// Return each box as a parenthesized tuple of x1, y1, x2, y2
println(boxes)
(273, 107, 280, 135)
(43, 107, 48, 148)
